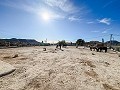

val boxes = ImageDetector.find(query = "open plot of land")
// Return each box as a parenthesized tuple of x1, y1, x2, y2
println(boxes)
(0, 46, 120, 90)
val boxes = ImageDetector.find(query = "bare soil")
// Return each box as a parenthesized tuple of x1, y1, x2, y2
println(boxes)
(0, 46, 120, 90)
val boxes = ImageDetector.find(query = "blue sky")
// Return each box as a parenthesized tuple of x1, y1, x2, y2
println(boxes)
(0, 0, 120, 43)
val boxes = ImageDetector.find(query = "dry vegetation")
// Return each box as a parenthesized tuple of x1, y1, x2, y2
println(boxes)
(0, 46, 120, 90)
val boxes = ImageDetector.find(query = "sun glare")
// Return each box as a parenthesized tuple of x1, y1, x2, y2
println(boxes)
(42, 12, 50, 21)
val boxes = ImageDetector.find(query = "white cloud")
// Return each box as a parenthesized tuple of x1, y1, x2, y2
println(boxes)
(68, 16, 81, 21)
(102, 28, 112, 33)
(97, 18, 111, 25)
(44, 0, 78, 14)
(0, 0, 38, 13)
(0, 0, 86, 22)
(47, 40, 58, 44)
(43, 0, 84, 21)
(91, 30, 99, 33)
(103, 1, 115, 8)
(87, 21, 94, 24)
(102, 30, 107, 33)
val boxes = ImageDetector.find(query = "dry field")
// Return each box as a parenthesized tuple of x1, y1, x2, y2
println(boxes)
(0, 46, 120, 90)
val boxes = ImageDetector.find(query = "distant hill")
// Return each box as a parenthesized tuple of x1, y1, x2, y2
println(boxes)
(0, 38, 41, 47)
(105, 40, 120, 46)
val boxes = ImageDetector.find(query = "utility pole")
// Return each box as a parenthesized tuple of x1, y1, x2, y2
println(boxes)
(112, 37, 114, 41)
(110, 34, 113, 48)
(102, 38, 104, 43)
(45, 38, 47, 43)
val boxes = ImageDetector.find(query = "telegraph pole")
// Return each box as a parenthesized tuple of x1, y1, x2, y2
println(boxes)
(110, 34, 113, 48)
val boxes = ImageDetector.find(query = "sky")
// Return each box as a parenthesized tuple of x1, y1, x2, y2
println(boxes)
(0, 0, 120, 43)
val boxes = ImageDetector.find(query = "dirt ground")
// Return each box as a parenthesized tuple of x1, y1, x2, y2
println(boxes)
(0, 46, 120, 90)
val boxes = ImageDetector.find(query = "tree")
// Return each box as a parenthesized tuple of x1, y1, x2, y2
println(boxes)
(61, 40, 67, 47)
(76, 39, 85, 48)
(57, 40, 67, 49)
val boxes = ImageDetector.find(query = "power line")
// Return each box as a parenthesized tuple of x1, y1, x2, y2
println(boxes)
(110, 34, 113, 48)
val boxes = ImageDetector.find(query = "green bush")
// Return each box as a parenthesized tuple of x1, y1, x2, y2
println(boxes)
(58, 40, 67, 47)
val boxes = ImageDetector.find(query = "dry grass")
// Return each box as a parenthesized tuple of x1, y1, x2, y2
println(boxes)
(3, 54, 19, 59)
(80, 60, 96, 68)
(85, 70, 98, 78)
(23, 76, 51, 90)
(3, 56, 12, 59)
(86, 60, 96, 68)
(103, 84, 119, 90)
(0, 46, 120, 90)
(19, 57, 28, 60)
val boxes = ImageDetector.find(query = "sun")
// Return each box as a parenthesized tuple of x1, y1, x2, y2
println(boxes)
(41, 12, 50, 21)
